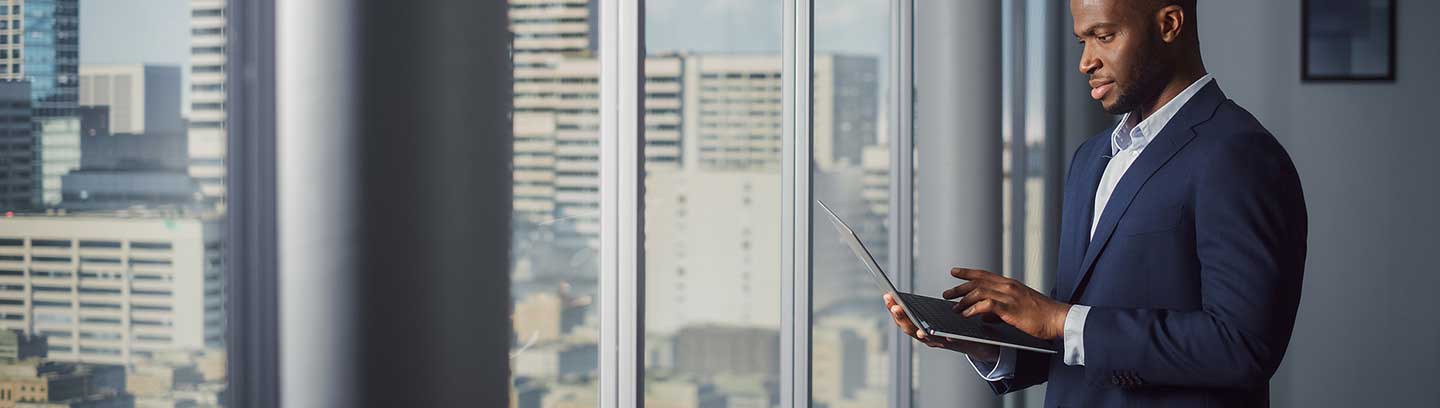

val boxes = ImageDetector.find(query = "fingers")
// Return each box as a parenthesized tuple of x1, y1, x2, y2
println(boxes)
(953, 287, 1007, 312)
(951, 267, 999, 281)
(941, 281, 977, 300)
(962, 298, 1006, 320)
(889, 304, 920, 335)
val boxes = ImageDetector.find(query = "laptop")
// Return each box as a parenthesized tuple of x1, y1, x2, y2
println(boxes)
(817, 200, 1059, 354)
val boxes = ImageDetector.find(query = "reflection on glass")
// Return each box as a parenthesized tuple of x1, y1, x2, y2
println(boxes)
(643, 0, 783, 406)
(0, 0, 228, 405)
(812, 1, 890, 407)
(508, 0, 602, 406)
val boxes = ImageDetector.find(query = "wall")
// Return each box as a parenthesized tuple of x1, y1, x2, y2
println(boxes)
(1198, 0, 1440, 406)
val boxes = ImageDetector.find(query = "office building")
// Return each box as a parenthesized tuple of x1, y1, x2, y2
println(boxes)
(36, 117, 79, 207)
(670, 326, 778, 377)
(0, 215, 225, 367)
(643, 170, 781, 334)
(511, 56, 684, 241)
(812, 314, 886, 408)
(0, 360, 130, 408)
(77, 106, 106, 138)
(0, 82, 31, 210)
(78, 65, 184, 136)
(510, 52, 874, 248)
(61, 133, 200, 212)
(0, 330, 43, 362)
(508, 0, 598, 68)
(511, 341, 597, 383)
(0, 0, 80, 119)
(815, 55, 879, 170)
(187, 0, 227, 203)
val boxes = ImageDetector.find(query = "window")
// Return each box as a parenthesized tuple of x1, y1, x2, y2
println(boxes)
(0, 3, 228, 403)
(131, 242, 173, 250)
(640, 1, 783, 406)
(506, 1, 603, 404)
(809, 1, 893, 405)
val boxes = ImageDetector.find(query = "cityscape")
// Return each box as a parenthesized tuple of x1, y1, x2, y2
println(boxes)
(507, 1, 896, 407)
(0, 0, 231, 407)
(507, 1, 1052, 407)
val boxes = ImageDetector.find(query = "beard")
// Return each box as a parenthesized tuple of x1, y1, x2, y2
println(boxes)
(1104, 38, 1172, 115)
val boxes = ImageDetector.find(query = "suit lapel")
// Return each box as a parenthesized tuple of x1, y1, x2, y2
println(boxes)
(1062, 81, 1226, 303)
(1056, 141, 1109, 301)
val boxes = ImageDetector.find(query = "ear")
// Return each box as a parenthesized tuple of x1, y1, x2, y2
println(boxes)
(1156, 4, 1185, 44)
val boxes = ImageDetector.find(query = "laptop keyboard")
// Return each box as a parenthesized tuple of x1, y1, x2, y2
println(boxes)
(897, 292, 1058, 352)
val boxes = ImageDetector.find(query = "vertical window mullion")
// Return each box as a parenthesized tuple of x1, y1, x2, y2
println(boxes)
(888, 1, 915, 407)
(598, 0, 644, 407)
(781, 0, 814, 407)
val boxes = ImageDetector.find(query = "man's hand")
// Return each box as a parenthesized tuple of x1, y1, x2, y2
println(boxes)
(883, 293, 1001, 362)
(944, 268, 1071, 341)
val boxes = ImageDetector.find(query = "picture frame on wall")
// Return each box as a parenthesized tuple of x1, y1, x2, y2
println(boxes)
(1302, 0, 1397, 81)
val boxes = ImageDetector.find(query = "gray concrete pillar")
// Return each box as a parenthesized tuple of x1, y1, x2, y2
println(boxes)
(914, 0, 1003, 407)
(278, 0, 514, 406)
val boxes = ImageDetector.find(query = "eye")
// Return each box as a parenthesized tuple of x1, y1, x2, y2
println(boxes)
(1098, 34, 1115, 42)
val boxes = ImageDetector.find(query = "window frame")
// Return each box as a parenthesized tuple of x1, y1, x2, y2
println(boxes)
(596, 0, 919, 407)
(226, 0, 279, 406)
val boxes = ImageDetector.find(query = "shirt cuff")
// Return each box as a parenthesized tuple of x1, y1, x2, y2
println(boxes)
(967, 347, 1017, 381)
(1063, 304, 1091, 366)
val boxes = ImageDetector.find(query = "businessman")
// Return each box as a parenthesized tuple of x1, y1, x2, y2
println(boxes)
(884, 0, 1307, 406)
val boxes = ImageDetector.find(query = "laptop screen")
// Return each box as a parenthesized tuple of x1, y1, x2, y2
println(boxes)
(817, 200, 900, 295)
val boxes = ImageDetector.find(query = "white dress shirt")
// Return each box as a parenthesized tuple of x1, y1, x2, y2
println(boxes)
(969, 75, 1215, 380)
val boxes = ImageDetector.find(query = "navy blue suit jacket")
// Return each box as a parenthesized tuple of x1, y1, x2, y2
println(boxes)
(985, 82, 1308, 407)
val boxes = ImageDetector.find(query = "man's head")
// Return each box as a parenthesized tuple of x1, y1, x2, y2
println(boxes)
(1071, 0, 1200, 115)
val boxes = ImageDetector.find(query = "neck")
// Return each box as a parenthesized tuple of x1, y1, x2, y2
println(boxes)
(1133, 63, 1207, 122)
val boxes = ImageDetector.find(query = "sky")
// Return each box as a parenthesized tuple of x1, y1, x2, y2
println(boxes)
(70, 0, 893, 116)
(79, 0, 189, 65)
(78, 0, 191, 113)
(647, 0, 890, 59)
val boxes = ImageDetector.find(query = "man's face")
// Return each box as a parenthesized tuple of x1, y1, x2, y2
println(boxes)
(1071, 0, 1170, 115)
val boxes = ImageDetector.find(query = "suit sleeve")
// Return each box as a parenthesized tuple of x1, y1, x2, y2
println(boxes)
(1082, 133, 1307, 389)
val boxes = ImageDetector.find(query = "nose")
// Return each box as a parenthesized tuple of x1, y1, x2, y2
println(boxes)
(1078, 42, 1100, 76)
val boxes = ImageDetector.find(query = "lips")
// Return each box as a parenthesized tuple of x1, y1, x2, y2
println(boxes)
(1090, 81, 1115, 100)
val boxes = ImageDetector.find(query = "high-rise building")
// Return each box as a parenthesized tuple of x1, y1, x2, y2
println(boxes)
(79, 65, 184, 136)
(643, 170, 780, 334)
(188, 0, 227, 204)
(508, 0, 598, 68)
(0, 82, 32, 210)
(35, 116, 78, 206)
(0, 0, 80, 119)
(815, 55, 880, 170)
(679, 55, 784, 172)
(0, 215, 225, 367)
(511, 55, 684, 241)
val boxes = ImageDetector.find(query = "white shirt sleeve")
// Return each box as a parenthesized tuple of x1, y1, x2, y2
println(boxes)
(1063, 304, 1092, 366)
(967, 348, 1017, 381)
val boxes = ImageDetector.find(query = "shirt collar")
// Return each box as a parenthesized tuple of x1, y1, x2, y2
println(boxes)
(1111, 74, 1214, 155)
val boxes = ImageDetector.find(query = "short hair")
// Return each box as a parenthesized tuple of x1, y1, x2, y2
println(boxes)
(1151, 0, 1196, 13)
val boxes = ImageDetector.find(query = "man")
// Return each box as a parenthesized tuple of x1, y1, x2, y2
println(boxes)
(884, 0, 1307, 406)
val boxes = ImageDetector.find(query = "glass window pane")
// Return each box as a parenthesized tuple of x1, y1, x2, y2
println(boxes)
(812, 1, 891, 407)
(508, 0, 602, 406)
(0, 0, 226, 405)
(643, 0, 783, 406)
